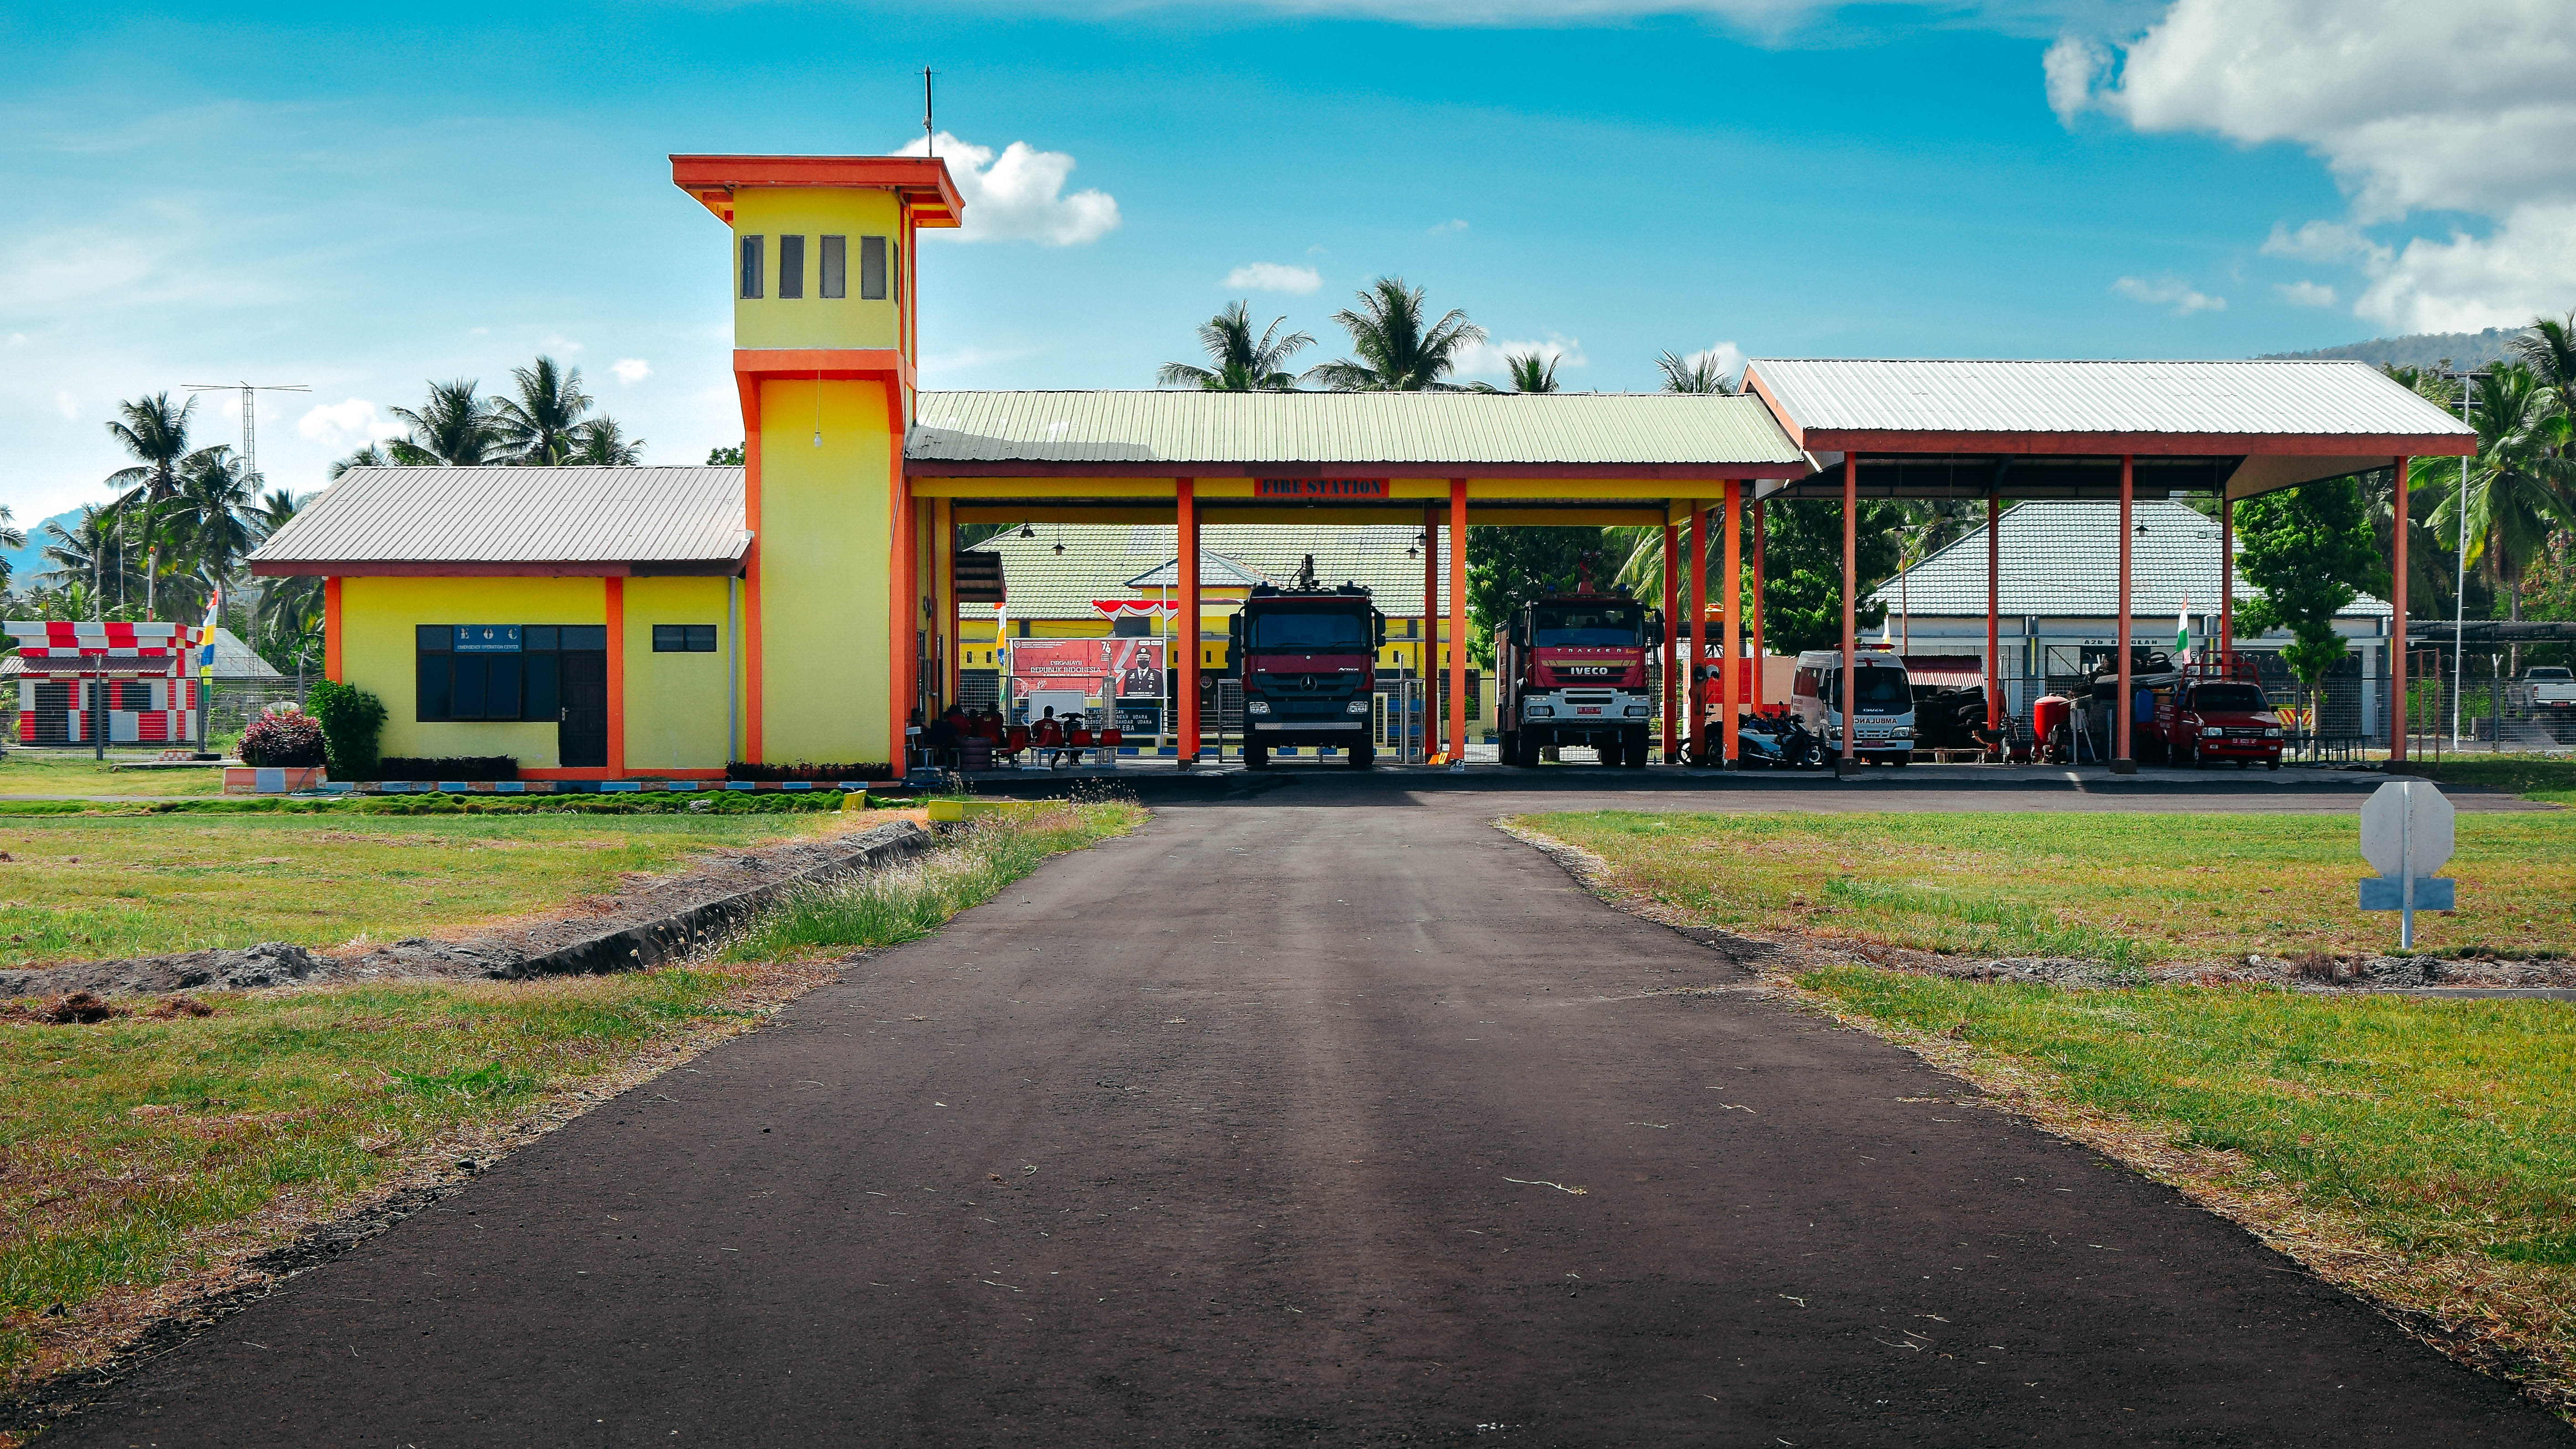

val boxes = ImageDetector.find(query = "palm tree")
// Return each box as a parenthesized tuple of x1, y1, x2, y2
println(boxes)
(1473, 350, 1562, 395)
(0, 504, 20, 598)
(2515, 313, 2576, 413)
(490, 356, 595, 463)
(103, 392, 222, 618)
(172, 447, 259, 599)
(1157, 302, 1314, 391)
(330, 442, 392, 479)
(1305, 278, 1486, 392)
(2427, 364, 2576, 635)
(39, 506, 131, 619)
(389, 379, 501, 465)
(567, 418, 646, 465)
(1656, 350, 1731, 394)
(247, 490, 319, 656)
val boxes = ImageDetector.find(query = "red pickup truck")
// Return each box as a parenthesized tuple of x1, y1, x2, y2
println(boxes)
(2150, 680, 2285, 769)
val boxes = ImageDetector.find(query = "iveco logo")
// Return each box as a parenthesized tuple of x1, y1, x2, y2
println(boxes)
(1564, 665, 1613, 677)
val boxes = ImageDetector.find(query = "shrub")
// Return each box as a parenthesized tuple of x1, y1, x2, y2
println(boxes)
(376, 756, 519, 780)
(307, 680, 388, 779)
(236, 704, 327, 768)
(724, 760, 894, 782)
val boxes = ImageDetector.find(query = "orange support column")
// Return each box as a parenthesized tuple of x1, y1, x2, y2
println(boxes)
(1661, 518, 1679, 762)
(1687, 502, 1709, 760)
(605, 576, 626, 778)
(322, 576, 343, 683)
(1839, 456, 1857, 768)
(2220, 494, 2235, 672)
(2390, 456, 2410, 761)
(1721, 480, 1742, 765)
(891, 459, 915, 763)
(1177, 478, 1200, 765)
(1425, 505, 1441, 757)
(740, 394, 764, 764)
(2114, 454, 2135, 773)
(1448, 478, 1468, 769)
(1986, 488, 2002, 732)
(1750, 498, 1766, 702)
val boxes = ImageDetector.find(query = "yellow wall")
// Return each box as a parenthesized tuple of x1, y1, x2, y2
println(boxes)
(623, 576, 733, 770)
(759, 376, 894, 763)
(342, 576, 601, 767)
(731, 189, 906, 352)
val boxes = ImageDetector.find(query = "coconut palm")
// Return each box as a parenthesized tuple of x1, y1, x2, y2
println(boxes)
(38, 505, 135, 619)
(1656, 350, 1731, 395)
(0, 504, 20, 597)
(1305, 278, 1486, 392)
(2515, 313, 2576, 413)
(103, 391, 223, 618)
(1157, 302, 1314, 391)
(2426, 363, 2576, 629)
(567, 417, 647, 465)
(1472, 349, 1561, 395)
(171, 447, 259, 593)
(330, 442, 392, 479)
(491, 356, 595, 463)
(246, 489, 320, 655)
(389, 379, 502, 465)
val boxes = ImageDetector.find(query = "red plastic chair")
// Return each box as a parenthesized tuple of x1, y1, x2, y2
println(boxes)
(1098, 727, 1123, 767)
(1001, 726, 1030, 762)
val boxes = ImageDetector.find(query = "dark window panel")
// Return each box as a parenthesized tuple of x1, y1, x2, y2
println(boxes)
(688, 624, 718, 651)
(562, 625, 607, 650)
(453, 655, 488, 719)
(739, 235, 764, 299)
(525, 625, 558, 652)
(416, 624, 452, 652)
(417, 654, 452, 721)
(653, 624, 685, 652)
(779, 235, 805, 299)
(487, 656, 523, 719)
(524, 652, 561, 722)
(820, 235, 847, 298)
(860, 236, 888, 300)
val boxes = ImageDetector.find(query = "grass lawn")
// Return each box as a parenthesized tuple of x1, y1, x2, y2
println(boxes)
(0, 799, 1142, 1401)
(1517, 809, 2576, 966)
(0, 753, 224, 799)
(0, 808, 869, 971)
(1802, 968, 2576, 1413)
(2411, 755, 2576, 806)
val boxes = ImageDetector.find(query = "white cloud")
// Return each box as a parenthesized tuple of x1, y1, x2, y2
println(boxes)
(1428, 218, 1470, 235)
(1224, 262, 1322, 294)
(2260, 220, 2382, 266)
(1456, 331, 1590, 379)
(53, 390, 77, 421)
(897, 132, 1120, 246)
(1683, 339, 1745, 384)
(612, 357, 652, 384)
(2058, 0, 2576, 331)
(5, 332, 25, 348)
(2276, 280, 2338, 308)
(2111, 275, 2226, 314)
(543, 335, 584, 355)
(468, 326, 490, 336)
(2041, 35, 2112, 125)
(296, 398, 403, 450)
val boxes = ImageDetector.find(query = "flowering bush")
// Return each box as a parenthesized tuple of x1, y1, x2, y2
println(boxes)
(237, 703, 327, 768)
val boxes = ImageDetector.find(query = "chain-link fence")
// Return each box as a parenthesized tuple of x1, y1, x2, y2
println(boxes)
(2398, 646, 2576, 756)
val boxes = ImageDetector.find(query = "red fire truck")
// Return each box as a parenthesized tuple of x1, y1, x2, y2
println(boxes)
(1494, 591, 1663, 768)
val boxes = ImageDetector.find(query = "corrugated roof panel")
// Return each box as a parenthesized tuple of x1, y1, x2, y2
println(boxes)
(252, 467, 748, 566)
(1871, 499, 2389, 619)
(1746, 359, 2475, 440)
(906, 390, 1804, 467)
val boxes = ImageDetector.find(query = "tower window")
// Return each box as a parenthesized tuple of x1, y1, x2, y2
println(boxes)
(738, 235, 763, 299)
(819, 235, 847, 298)
(893, 241, 902, 303)
(860, 235, 888, 300)
(778, 235, 805, 298)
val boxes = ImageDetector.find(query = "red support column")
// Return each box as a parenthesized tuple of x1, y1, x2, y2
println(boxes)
(1721, 479, 1742, 764)
(1177, 478, 1200, 766)
(2391, 456, 2410, 762)
(2220, 493, 2235, 672)
(1448, 478, 1469, 769)
(1839, 456, 1857, 767)
(1688, 500, 1709, 760)
(1426, 505, 1440, 758)
(1986, 488, 2002, 732)
(1661, 517, 1679, 761)
(605, 576, 626, 778)
(2114, 454, 2135, 772)
(1750, 497, 1766, 702)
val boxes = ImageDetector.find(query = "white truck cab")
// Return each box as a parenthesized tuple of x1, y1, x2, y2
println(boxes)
(2527, 666, 2576, 711)
(1790, 648, 1915, 765)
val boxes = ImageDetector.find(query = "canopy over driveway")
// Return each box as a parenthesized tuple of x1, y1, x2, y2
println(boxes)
(1738, 358, 2478, 769)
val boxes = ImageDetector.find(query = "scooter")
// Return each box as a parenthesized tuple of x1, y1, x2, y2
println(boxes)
(1736, 709, 1826, 769)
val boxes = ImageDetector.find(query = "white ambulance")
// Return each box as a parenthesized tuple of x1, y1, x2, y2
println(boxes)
(1790, 649, 1915, 766)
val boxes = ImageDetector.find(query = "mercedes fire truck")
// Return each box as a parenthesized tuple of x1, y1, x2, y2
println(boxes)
(1228, 565, 1386, 770)
(1495, 592, 1663, 768)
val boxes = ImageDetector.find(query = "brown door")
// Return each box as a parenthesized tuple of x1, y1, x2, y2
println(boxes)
(559, 650, 608, 767)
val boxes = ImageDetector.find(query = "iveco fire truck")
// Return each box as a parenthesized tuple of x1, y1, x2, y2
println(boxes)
(1228, 563, 1386, 770)
(1494, 591, 1663, 768)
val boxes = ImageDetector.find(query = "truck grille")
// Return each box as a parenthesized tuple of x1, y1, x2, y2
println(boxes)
(1563, 691, 1616, 705)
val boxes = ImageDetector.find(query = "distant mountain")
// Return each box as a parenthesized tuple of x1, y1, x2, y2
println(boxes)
(1, 506, 83, 591)
(2258, 327, 2521, 372)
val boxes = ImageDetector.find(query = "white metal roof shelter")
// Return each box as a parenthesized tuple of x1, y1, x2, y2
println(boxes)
(253, 467, 753, 576)
(1733, 358, 2477, 770)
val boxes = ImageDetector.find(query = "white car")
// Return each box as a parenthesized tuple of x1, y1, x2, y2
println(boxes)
(1790, 648, 1915, 765)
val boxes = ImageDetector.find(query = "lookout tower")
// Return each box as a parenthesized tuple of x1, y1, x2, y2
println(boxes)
(671, 154, 963, 765)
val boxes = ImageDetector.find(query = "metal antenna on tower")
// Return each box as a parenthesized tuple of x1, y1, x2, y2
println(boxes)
(922, 67, 936, 156)
(183, 381, 310, 490)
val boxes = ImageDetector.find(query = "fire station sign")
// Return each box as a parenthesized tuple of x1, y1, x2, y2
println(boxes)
(1254, 478, 1389, 500)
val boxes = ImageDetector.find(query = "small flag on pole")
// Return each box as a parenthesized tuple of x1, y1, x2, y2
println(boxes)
(199, 580, 222, 679)
(2175, 597, 2191, 655)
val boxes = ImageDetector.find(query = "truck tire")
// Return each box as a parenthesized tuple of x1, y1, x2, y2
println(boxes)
(1621, 727, 1649, 767)
(1500, 729, 1519, 766)
(1348, 741, 1374, 769)
(1515, 734, 1542, 768)
(1599, 736, 1624, 767)
(1246, 742, 1269, 770)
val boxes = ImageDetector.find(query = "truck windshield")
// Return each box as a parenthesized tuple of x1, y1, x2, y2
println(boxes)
(1247, 612, 1367, 651)
(1826, 666, 1911, 709)
(1532, 604, 1641, 647)
(2192, 684, 2268, 711)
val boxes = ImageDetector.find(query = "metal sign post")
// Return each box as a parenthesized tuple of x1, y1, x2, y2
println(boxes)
(2359, 779, 2457, 948)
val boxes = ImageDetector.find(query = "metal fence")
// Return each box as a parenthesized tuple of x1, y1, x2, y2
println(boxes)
(2399, 647, 2576, 756)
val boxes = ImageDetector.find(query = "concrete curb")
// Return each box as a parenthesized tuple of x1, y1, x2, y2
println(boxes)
(485, 820, 937, 980)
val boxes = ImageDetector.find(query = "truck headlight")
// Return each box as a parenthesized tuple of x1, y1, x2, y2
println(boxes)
(1346, 699, 1370, 714)
(1625, 705, 1651, 718)
(1527, 705, 1554, 718)
(1246, 700, 1270, 715)
(1892, 726, 1912, 740)
(2204, 726, 2224, 738)
(2263, 726, 2282, 738)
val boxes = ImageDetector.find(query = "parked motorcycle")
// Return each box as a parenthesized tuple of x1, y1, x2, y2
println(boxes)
(1737, 708, 1826, 769)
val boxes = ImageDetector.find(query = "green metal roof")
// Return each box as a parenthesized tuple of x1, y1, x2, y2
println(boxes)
(908, 390, 1804, 472)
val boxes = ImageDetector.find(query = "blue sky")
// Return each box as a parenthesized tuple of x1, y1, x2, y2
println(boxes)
(3, 0, 2565, 530)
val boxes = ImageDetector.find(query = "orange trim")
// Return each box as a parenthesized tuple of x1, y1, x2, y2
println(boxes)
(605, 576, 626, 777)
(2390, 455, 2409, 762)
(890, 384, 913, 761)
(1688, 504, 1708, 752)
(2116, 454, 2134, 764)
(252, 561, 741, 578)
(1749, 500, 1766, 703)
(2219, 495, 2234, 672)
(1448, 478, 1468, 761)
(1660, 520, 1678, 762)
(1722, 480, 1742, 763)
(734, 348, 914, 393)
(669, 155, 963, 228)
(322, 577, 343, 683)
(1986, 490, 2002, 732)
(1839, 457, 1856, 762)
(1177, 480, 1199, 760)
(741, 379, 764, 763)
